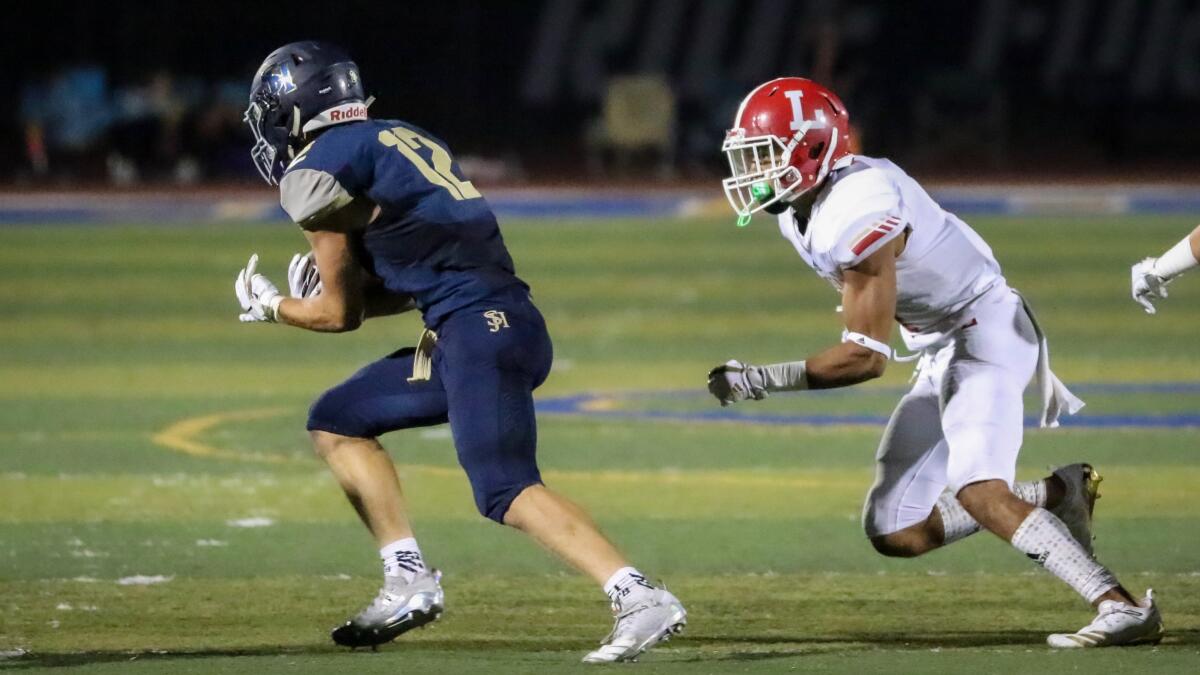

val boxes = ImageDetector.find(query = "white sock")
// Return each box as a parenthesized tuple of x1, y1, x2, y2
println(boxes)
(936, 480, 1047, 545)
(935, 492, 981, 544)
(380, 537, 426, 583)
(1013, 479, 1048, 508)
(1011, 507, 1119, 603)
(602, 566, 655, 603)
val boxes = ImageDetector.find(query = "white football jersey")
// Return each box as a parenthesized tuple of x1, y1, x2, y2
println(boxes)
(777, 155, 1006, 351)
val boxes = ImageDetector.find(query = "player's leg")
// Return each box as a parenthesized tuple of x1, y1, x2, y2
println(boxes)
(862, 369, 1052, 557)
(940, 303, 1161, 646)
(306, 347, 451, 647)
(931, 462, 1100, 553)
(504, 485, 630, 582)
(862, 381, 950, 557)
(436, 298, 685, 662)
(309, 431, 415, 546)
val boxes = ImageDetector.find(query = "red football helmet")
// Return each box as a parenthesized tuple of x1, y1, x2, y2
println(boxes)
(722, 77, 852, 224)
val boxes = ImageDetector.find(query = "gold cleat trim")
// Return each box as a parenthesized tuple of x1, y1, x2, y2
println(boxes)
(1082, 463, 1103, 516)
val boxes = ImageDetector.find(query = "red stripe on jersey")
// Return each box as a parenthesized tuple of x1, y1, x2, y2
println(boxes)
(851, 227, 892, 255)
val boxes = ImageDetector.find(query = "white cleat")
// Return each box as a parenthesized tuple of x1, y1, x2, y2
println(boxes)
(1050, 462, 1102, 555)
(330, 569, 444, 648)
(582, 588, 687, 663)
(1047, 589, 1164, 648)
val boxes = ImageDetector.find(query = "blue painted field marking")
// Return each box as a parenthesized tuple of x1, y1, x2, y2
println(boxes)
(536, 384, 1200, 429)
(5, 186, 1200, 224)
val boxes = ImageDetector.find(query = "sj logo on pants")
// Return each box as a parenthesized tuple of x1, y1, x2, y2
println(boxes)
(483, 310, 510, 333)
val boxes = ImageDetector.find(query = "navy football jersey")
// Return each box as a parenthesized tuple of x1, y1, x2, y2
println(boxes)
(278, 118, 527, 328)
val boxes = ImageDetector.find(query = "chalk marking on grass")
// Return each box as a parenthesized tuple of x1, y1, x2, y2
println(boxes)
(149, 408, 844, 488)
(150, 382, 1200, 475)
(150, 407, 301, 465)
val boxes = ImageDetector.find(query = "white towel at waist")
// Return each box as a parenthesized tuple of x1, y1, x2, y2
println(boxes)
(1014, 292, 1086, 428)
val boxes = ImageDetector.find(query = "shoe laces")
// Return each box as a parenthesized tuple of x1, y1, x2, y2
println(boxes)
(599, 594, 653, 644)
(358, 579, 410, 619)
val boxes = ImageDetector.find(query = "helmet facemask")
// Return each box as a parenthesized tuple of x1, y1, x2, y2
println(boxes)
(244, 83, 304, 185)
(722, 119, 839, 226)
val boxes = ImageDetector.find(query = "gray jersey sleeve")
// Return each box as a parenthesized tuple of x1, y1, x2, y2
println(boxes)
(279, 169, 354, 226)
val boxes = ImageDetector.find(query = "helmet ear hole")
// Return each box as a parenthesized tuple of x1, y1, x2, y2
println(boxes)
(808, 142, 826, 160)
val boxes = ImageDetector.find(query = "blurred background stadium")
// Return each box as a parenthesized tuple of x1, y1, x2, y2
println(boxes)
(2, 1, 1199, 672)
(8, 0, 1200, 188)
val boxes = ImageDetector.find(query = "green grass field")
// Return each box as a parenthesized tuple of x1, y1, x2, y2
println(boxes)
(1, 213, 1198, 673)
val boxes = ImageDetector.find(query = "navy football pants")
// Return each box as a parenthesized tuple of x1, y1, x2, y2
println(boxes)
(307, 294, 553, 522)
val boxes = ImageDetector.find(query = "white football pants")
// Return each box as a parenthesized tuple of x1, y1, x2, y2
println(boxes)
(863, 290, 1040, 537)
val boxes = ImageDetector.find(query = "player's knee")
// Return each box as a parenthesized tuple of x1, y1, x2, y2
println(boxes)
(869, 532, 925, 558)
(457, 445, 543, 523)
(309, 429, 353, 459)
(307, 387, 371, 440)
(473, 481, 541, 523)
(955, 478, 1005, 505)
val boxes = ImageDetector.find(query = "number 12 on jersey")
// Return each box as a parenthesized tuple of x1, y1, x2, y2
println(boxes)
(378, 127, 482, 201)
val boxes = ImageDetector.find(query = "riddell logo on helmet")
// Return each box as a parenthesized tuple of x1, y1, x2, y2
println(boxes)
(329, 105, 368, 122)
(302, 102, 369, 133)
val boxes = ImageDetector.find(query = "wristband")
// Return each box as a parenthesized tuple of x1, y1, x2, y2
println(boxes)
(266, 293, 284, 322)
(1152, 237, 1199, 280)
(752, 360, 809, 392)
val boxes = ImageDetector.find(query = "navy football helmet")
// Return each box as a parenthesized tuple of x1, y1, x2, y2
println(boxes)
(245, 41, 369, 184)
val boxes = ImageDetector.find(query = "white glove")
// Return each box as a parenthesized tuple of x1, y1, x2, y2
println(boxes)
(1131, 257, 1168, 315)
(707, 359, 768, 407)
(287, 252, 323, 298)
(234, 253, 283, 323)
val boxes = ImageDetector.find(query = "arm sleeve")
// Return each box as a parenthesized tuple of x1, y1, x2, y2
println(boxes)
(278, 134, 371, 227)
(279, 168, 355, 226)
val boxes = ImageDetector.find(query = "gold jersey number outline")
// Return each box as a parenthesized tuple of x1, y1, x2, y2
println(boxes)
(378, 127, 482, 201)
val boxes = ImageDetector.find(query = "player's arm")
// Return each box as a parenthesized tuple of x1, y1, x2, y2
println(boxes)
(235, 197, 414, 330)
(278, 200, 416, 331)
(274, 227, 366, 332)
(805, 238, 898, 387)
(1131, 224, 1200, 314)
(362, 275, 417, 318)
(707, 238, 899, 405)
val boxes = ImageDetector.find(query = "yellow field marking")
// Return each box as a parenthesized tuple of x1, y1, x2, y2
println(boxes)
(578, 397, 619, 412)
(149, 408, 855, 489)
(151, 407, 305, 466)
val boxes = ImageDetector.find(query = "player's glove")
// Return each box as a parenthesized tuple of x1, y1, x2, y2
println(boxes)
(287, 252, 323, 299)
(707, 360, 769, 406)
(1131, 257, 1168, 315)
(234, 253, 283, 323)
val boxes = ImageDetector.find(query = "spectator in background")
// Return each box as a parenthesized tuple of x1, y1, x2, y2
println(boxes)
(19, 65, 114, 181)
(110, 70, 195, 184)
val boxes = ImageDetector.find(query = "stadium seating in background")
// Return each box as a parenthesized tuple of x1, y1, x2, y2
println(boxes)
(585, 75, 677, 179)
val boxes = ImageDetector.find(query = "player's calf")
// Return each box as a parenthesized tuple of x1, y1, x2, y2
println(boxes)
(863, 478, 1052, 557)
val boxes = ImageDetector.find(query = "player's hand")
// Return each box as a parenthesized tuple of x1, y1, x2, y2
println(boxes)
(1131, 257, 1168, 314)
(707, 359, 767, 407)
(287, 252, 323, 298)
(235, 253, 283, 323)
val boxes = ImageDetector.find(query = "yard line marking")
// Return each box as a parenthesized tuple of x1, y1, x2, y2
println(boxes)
(151, 407, 302, 465)
(147, 408, 848, 488)
(150, 381, 1200, 471)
